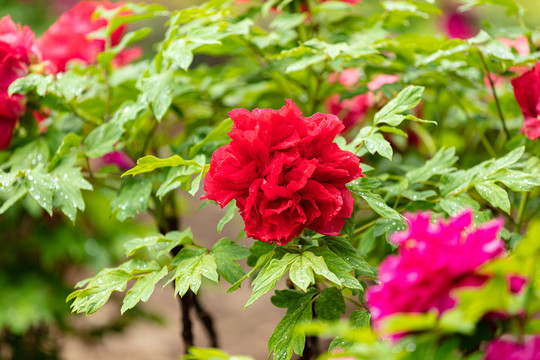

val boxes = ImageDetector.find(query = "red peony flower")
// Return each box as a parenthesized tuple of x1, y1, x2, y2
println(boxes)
(202, 100, 363, 245)
(36, 1, 141, 73)
(0, 16, 40, 149)
(366, 210, 505, 332)
(485, 335, 540, 360)
(511, 62, 540, 140)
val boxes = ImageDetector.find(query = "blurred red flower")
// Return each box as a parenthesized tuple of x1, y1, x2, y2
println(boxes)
(0, 16, 40, 149)
(511, 62, 540, 140)
(37, 1, 141, 73)
(202, 100, 363, 245)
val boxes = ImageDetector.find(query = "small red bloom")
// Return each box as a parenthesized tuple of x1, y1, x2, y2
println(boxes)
(37, 1, 141, 73)
(0, 16, 40, 149)
(511, 62, 540, 140)
(202, 100, 363, 245)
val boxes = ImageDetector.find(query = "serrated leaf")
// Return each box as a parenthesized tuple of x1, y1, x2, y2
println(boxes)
(121, 266, 168, 314)
(111, 177, 152, 221)
(474, 181, 511, 214)
(314, 287, 346, 322)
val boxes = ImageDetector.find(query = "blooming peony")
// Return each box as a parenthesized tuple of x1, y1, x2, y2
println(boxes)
(0, 16, 40, 149)
(36, 1, 141, 73)
(366, 210, 505, 329)
(202, 100, 363, 245)
(485, 335, 540, 360)
(511, 62, 540, 140)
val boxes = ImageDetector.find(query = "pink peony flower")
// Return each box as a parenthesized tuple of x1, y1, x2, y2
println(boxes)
(0, 16, 41, 149)
(37, 1, 141, 73)
(498, 35, 530, 57)
(485, 335, 540, 360)
(511, 62, 540, 140)
(366, 210, 505, 331)
(367, 74, 400, 91)
(202, 99, 363, 245)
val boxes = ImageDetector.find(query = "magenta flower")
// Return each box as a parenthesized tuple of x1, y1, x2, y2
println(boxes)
(366, 210, 505, 330)
(485, 335, 540, 360)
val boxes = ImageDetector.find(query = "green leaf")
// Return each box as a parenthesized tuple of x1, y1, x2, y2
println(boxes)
(246, 253, 299, 307)
(8, 73, 53, 96)
(48, 133, 81, 170)
(374, 86, 424, 126)
(111, 177, 152, 221)
(123, 155, 204, 177)
(169, 248, 218, 296)
(68, 269, 132, 315)
(217, 200, 236, 234)
(440, 194, 480, 216)
(474, 181, 511, 214)
(188, 118, 232, 159)
(406, 147, 458, 184)
(211, 238, 249, 284)
(84, 120, 124, 158)
(268, 289, 317, 360)
(318, 237, 372, 275)
(310, 246, 363, 290)
(51, 166, 93, 222)
(25, 169, 54, 215)
(349, 181, 402, 220)
(121, 266, 168, 314)
(289, 256, 315, 292)
(124, 228, 194, 257)
(363, 133, 393, 160)
(140, 71, 175, 120)
(329, 310, 371, 351)
(314, 287, 346, 322)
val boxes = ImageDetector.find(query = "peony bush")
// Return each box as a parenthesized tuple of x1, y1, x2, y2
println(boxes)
(0, 0, 539, 359)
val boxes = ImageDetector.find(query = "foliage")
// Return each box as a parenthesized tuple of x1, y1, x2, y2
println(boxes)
(0, 0, 539, 358)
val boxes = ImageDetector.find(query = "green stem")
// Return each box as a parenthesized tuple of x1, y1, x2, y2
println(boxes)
(456, 100, 497, 158)
(344, 296, 366, 310)
(477, 49, 510, 139)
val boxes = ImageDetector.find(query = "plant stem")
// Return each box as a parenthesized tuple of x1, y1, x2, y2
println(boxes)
(515, 192, 529, 234)
(192, 294, 219, 347)
(344, 296, 366, 310)
(477, 50, 510, 139)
